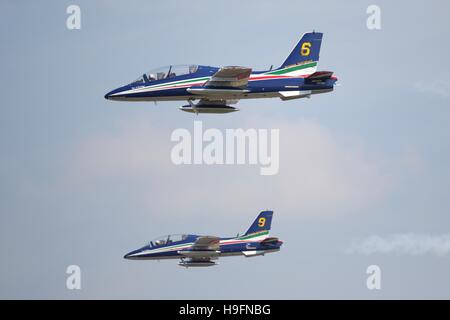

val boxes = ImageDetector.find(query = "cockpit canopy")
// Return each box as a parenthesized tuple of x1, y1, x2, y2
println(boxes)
(147, 234, 189, 248)
(131, 64, 199, 84)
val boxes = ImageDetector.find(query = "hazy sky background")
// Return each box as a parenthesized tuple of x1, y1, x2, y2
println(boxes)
(1, 0, 450, 299)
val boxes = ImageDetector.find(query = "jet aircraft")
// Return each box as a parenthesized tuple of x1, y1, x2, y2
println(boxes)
(124, 211, 282, 267)
(105, 32, 337, 114)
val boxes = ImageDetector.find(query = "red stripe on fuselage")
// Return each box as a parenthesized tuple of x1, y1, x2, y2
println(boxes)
(248, 75, 308, 81)
(144, 74, 311, 93)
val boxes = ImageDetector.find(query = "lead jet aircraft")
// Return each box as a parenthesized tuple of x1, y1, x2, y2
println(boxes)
(124, 211, 282, 267)
(105, 31, 337, 114)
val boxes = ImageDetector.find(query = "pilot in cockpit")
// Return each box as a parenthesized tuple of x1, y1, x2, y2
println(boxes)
(189, 65, 197, 74)
(157, 72, 165, 80)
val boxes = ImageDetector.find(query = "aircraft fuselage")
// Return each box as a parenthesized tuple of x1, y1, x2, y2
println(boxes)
(124, 232, 282, 261)
(105, 64, 336, 102)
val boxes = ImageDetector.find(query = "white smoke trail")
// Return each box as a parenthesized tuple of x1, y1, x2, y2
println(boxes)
(347, 234, 450, 256)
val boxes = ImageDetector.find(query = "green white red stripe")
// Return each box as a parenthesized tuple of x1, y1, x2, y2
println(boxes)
(111, 61, 318, 97)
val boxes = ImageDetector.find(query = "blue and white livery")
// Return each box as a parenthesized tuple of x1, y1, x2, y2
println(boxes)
(105, 32, 337, 114)
(124, 211, 282, 267)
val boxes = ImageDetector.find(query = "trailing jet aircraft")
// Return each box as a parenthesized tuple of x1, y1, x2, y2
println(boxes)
(124, 211, 282, 267)
(105, 32, 337, 114)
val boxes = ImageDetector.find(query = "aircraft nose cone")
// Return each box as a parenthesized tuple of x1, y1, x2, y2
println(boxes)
(104, 89, 116, 100)
(124, 248, 140, 259)
(104, 86, 126, 100)
(124, 252, 134, 259)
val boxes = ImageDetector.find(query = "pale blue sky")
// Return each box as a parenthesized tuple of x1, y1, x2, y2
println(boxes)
(1, 0, 450, 299)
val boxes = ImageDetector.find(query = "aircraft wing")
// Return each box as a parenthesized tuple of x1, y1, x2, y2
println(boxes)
(186, 67, 251, 97)
(203, 66, 252, 88)
(178, 236, 221, 267)
(191, 236, 221, 251)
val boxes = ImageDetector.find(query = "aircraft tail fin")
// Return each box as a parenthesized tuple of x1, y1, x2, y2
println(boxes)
(278, 31, 323, 70)
(244, 211, 273, 236)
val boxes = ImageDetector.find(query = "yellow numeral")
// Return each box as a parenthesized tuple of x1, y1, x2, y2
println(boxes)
(300, 42, 311, 56)
(258, 217, 266, 227)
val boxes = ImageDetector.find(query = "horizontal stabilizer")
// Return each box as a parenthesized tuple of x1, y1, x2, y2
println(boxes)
(306, 71, 334, 80)
(260, 237, 279, 245)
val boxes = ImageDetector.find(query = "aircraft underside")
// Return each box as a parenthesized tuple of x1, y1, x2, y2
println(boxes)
(109, 88, 332, 102)
(131, 248, 281, 268)
(109, 88, 333, 114)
